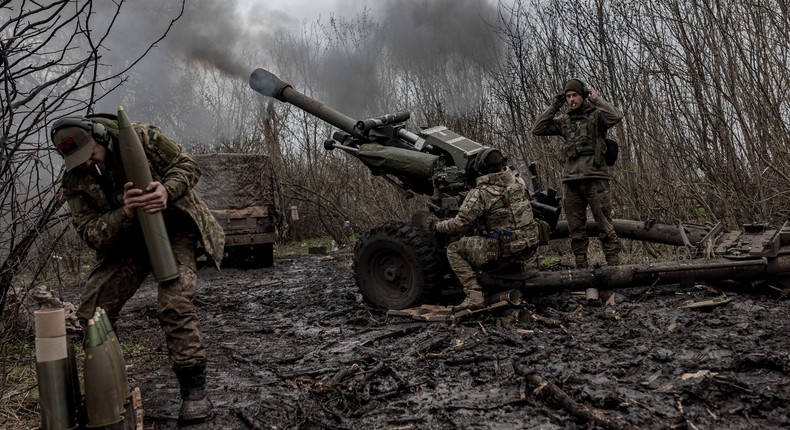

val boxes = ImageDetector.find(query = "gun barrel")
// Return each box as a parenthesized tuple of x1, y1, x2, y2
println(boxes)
(532, 201, 562, 218)
(250, 68, 359, 137)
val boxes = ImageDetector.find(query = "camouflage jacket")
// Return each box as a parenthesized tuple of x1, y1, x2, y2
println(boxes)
(531, 96, 623, 182)
(61, 121, 225, 267)
(435, 168, 539, 248)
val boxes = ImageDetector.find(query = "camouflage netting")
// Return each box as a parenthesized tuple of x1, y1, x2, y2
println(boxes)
(192, 154, 279, 210)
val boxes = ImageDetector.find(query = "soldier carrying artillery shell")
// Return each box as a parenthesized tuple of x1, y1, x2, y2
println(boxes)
(51, 109, 224, 426)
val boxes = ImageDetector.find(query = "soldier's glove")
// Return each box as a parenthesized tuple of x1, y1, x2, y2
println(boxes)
(425, 214, 440, 232)
(552, 93, 565, 109)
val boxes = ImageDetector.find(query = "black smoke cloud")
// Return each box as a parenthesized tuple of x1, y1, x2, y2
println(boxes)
(96, 0, 284, 79)
(94, 0, 501, 138)
(377, 0, 499, 65)
(160, 0, 278, 78)
(289, 0, 501, 117)
(91, 0, 286, 139)
(167, 5, 249, 78)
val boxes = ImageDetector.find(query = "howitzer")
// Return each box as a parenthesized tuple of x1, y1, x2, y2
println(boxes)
(250, 68, 560, 309)
(250, 68, 790, 310)
(250, 68, 561, 223)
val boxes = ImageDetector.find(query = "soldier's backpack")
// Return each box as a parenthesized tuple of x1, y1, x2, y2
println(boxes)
(604, 138, 618, 166)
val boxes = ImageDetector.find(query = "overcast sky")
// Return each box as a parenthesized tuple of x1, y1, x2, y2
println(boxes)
(235, 0, 381, 36)
(236, 0, 372, 21)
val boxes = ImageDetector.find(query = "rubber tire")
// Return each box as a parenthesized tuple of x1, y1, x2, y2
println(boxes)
(353, 221, 444, 309)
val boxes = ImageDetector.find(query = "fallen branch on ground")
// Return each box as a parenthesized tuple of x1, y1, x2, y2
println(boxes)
(513, 359, 633, 430)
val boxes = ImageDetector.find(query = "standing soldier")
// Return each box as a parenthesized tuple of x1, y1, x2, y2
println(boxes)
(51, 113, 224, 425)
(532, 79, 624, 280)
(429, 148, 542, 311)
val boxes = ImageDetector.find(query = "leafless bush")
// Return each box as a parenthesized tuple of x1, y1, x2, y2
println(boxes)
(0, 3, 186, 410)
(223, 0, 789, 250)
(491, 0, 789, 227)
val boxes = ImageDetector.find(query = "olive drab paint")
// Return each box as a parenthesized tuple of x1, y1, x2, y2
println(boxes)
(93, 309, 124, 415)
(34, 308, 79, 430)
(99, 308, 130, 405)
(83, 319, 122, 427)
(248, 67, 568, 311)
(117, 106, 179, 282)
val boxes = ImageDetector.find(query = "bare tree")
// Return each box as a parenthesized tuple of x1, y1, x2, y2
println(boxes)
(489, 0, 790, 226)
(0, 0, 185, 330)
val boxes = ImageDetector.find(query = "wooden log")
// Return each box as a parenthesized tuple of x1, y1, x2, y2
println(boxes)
(513, 360, 633, 430)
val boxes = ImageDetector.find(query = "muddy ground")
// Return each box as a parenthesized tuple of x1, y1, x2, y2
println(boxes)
(116, 252, 790, 429)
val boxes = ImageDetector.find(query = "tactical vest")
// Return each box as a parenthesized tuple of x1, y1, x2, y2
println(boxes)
(561, 111, 607, 167)
(561, 113, 597, 157)
(489, 181, 537, 255)
(483, 181, 534, 233)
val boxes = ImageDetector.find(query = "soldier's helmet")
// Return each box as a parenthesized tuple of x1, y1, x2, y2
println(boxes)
(50, 117, 107, 171)
(475, 147, 506, 175)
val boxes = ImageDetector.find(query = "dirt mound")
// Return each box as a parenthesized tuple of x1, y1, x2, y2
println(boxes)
(117, 254, 790, 429)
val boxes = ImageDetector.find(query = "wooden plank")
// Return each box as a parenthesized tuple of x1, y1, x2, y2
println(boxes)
(387, 309, 415, 317)
(419, 305, 453, 312)
(389, 301, 512, 321)
(133, 387, 143, 430)
(680, 296, 732, 309)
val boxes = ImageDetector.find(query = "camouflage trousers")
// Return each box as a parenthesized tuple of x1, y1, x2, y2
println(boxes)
(562, 179, 622, 267)
(77, 216, 206, 368)
(446, 236, 537, 291)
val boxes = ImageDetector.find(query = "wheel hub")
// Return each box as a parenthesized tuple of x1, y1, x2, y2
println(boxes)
(383, 265, 400, 281)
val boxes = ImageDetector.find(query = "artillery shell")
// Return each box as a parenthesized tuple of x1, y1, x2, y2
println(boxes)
(117, 106, 179, 282)
(83, 319, 122, 427)
(35, 308, 79, 430)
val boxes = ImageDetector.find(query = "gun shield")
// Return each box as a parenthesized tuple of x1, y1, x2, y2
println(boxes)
(117, 106, 179, 282)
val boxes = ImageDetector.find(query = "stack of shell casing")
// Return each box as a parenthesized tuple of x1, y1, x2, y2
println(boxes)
(83, 307, 130, 427)
(35, 308, 80, 430)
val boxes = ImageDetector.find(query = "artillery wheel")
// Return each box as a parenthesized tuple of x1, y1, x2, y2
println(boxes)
(354, 221, 444, 310)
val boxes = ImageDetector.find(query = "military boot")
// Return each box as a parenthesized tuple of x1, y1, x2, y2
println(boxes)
(453, 289, 485, 312)
(174, 364, 214, 426)
(574, 256, 588, 269)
